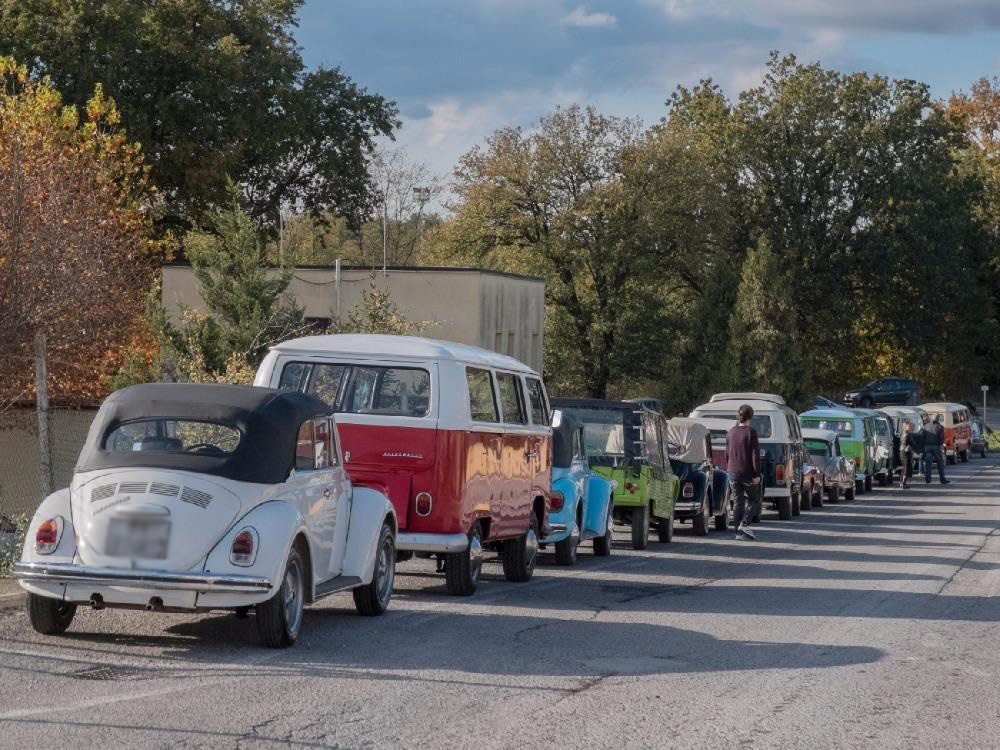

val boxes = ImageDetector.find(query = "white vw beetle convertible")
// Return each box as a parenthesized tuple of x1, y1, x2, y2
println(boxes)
(14, 383, 397, 648)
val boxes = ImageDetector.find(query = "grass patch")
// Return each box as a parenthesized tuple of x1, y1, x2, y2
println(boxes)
(0, 514, 28, 577)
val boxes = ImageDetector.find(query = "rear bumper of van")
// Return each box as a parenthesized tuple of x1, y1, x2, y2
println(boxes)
(396, 532, 469, 553)
(763, 487, 791, 498)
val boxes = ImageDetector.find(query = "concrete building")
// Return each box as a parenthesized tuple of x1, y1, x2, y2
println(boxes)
(161, 264, 546, 371)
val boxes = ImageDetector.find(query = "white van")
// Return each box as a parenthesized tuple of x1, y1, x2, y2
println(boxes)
(689, 393, 806, 520)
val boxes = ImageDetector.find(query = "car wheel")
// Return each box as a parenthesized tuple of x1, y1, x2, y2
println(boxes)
(864, 474, 873, 492)
(982, 447, 988, 458)
(256, 544, 305, 648)
(445, 523, 483, 596)
(791, 489, 802, 516)
(946, 453, 956, 465)
(845, 483, 856, 501)
(801, 484, 813, 511)
(656, 505, 674, 543)
(353, 522, 396, 616)
(502, 511, 539, 582)
(777, 494, 792, 520)
(825, 485, 837, 504)
(554, 507, 581, 566)
(714, 492, 730, 531)
(861, 397, 874, 408)
(960, 449, 969, 463)
(593, 502, 613, 557)
(631, 503, 650, 550)
(691, 497, 710, 536)
(878, 472, 888, 487)
(26, 593, 76, 635)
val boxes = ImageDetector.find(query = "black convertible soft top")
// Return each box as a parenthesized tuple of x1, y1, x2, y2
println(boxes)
(550, 397, 643, 463)
(76, 383, 330, 484)
(551, 411, 583, 469)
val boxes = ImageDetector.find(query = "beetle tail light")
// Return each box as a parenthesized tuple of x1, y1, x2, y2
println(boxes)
(549, 490, 564, 512)
(775, 465, 785, 485)
(415, 492, 433, 517)
(35, 517, 61, 555)
(682, 483, 694, 498)
(230, 528, 257, 566)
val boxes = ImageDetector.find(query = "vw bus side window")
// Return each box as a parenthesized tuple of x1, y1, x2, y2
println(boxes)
(466, 368, 499, 423)
(496, 372, 527, 425)
(280, 362, 430, 418)
(525, 377, 549, 425)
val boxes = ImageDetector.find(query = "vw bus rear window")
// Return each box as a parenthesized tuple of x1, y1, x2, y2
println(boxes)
(804, 439, 831, 457)
(700, 412, 772, 438)
(105, 419, 241, 455)
(279, 362, 431, 418)
(803, 419, 852, 437)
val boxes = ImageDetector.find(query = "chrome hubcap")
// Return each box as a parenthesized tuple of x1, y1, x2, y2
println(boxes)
(525, 526, 538, 570)
(376, 536, 395, 604)
(468, 532, 483, 585)
(283, 557, 303, 637)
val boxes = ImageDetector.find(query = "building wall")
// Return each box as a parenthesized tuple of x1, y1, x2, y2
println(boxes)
(161, 265, 545, 370)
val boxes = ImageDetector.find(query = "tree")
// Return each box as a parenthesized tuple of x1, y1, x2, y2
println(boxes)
(331, 275, 434, 336)
(144, 190, 309, 384)
(0, 57, 155, 406)
(442, 106, 675, 398)
(0, 0, 399, 230)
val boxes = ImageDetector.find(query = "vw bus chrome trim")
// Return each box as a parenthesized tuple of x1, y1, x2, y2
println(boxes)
(14, 561, 271, 593)
(395, 532, 469, 553)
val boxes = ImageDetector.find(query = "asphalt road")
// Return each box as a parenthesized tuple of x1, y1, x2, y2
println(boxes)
(1, 457, 999, 749)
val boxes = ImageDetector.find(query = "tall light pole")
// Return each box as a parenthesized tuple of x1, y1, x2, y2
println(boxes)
(413, 186, 431, 260)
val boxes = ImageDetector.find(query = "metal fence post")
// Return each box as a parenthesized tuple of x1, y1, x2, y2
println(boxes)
(34, 332, 52, 497)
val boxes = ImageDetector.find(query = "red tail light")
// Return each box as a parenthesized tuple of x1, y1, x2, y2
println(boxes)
(550, 490, 564, 512)
(415, 492, 433, 517)
(35, 517, 61, 555)
(775, 465, 785, 485)
(683, 483, 694, 498)
(230, 528, 257, 566)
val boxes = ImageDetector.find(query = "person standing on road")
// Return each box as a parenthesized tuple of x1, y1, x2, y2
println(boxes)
(899, 421, 915, 489)
(922, 415, 950, 485)
(726, 404, 761, 540)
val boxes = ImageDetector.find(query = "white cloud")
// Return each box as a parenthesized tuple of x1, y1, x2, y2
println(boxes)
(562, 6, 618, 28)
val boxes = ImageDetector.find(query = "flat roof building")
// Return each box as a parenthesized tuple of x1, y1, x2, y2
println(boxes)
(161, 264, 546, 371)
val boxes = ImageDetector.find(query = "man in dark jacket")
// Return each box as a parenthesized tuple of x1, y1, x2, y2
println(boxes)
(922, 415, 949, 484)
(726, 404, 761, 540)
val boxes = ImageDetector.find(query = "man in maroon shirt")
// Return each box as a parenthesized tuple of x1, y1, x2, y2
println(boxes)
(726, 404, 761, 540)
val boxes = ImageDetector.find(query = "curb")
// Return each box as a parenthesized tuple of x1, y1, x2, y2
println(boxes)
(0, 580, 24, 611)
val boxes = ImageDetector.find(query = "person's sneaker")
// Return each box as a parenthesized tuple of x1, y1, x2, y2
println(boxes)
(941, 479, 951, 485)
(737, 524, 756, 540)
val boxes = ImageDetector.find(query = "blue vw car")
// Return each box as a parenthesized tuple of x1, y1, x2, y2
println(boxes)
(541, 410, 616, 565)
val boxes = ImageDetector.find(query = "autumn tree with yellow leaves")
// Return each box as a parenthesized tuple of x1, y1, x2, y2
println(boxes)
(0, 57, 157, 407)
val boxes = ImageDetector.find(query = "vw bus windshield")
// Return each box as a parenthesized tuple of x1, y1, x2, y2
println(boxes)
(569, 407, 627, 458)
(804, 419, 852, 437)
(105, 419, 241, 456)
(279, 362, 431, 418)
(803, 439, 831, 458)
(699, 413, 772, 438)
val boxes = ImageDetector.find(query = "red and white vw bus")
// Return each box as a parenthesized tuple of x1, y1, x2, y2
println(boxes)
(920, 402, 973, 463)
(255, 335, 552, 596)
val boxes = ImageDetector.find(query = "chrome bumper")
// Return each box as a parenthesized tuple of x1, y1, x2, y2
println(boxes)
(14, 562, 271, 593)
(674, 500, 699, 512)
(396, 532, 469, 553)
(763, 487, 791, 498)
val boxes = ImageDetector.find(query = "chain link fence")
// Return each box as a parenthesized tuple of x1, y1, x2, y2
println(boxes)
(0, 407, 96, 571)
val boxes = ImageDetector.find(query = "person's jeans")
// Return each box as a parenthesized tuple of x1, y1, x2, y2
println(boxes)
(731, 480, 760, 528)
(900, 451, 912, 486)
(923, 448, 946, 483)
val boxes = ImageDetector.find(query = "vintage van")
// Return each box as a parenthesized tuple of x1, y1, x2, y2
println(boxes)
(689, 393, 806, 520)
(255, 335, 552, 596)
(798, 408, 875, 494)
(852, 408, 893, 486)
(920, 402, 973, 464)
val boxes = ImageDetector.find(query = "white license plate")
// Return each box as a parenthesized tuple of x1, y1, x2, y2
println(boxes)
(105, 518, 170, 559)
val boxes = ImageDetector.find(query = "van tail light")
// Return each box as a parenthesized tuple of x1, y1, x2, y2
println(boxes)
(775, 465, 785, 485)
(230, 528, 258, 566)
(35, 517, 63, 555)
(683, 483, 694, 498)
(549, 490, 564, 512)
(415, 492, 433, 517)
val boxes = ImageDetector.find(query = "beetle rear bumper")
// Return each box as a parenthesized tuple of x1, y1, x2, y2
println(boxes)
(14, 561, 271, 594)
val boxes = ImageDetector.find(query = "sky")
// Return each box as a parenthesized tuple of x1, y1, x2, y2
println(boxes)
(296, 0, 1000, 181)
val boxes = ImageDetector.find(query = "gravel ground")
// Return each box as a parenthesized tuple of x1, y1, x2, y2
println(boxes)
(1, 456, 998, 749)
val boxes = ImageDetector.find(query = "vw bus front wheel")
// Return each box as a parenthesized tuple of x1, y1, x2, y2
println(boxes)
(445, 523, 483, 597)
(502, 513, 539, 582)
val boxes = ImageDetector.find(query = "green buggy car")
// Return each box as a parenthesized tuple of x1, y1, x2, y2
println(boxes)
(550, 398, 679, 549)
